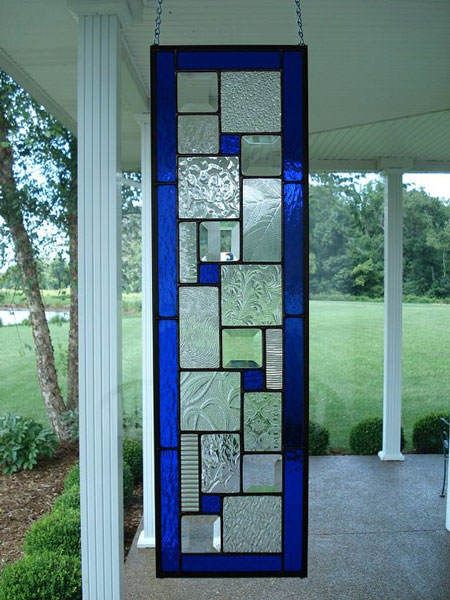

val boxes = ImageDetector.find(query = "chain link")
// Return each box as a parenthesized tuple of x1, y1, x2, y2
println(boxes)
(153, 0, 163, 45)
(294, 0, 305, 45)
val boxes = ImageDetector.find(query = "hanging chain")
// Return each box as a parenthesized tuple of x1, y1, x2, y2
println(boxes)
(294, 0, 305, 45)
(153, 0, 163, 45)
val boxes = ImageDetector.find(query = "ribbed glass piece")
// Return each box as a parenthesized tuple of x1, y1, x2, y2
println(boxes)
(241, 136, 281, 176)
(181, 434, 199, 512)
(201, 433, 240, 493)
(181, 515, 221, 553)
(200, 221, 240, 262)
(222, 328, 262, 369)
(221, 265, 282, 326)
(179, 287, 219, 369)
(243, 454, 282, 493)
(243, 179, 281, 262)
(223, 496, 282, 552)
(179, 222, 197, 283)
(244, 392, 282, 451)
(221, 71, 281, 133)
(180, 371, 240, 431)
(178, 115, 219, 154)
(266, 329, 283, 389)
(177, 72, 218, 112)
(178, 156, 240, 219)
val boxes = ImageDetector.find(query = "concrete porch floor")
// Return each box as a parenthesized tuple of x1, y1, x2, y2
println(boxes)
(124, 455, 450, 600)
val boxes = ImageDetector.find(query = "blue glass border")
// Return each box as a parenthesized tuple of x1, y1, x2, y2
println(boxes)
(177, 50, 281, 70)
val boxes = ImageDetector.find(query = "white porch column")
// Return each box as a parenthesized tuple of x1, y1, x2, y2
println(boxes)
(447, 448, 450, 530)
(77, 14, 123, 600)
(379, 171, 405, 461)
(136, 113, 156, 548)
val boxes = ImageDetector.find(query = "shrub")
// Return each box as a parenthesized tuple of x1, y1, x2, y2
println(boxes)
(413, 413, 448, 453)
(349, 417, 406, 455)
(24, 509, 80, 557)
(123, 437, 143, 483)
(0, 414, 57, 475)
(309, 421, 329, 455)
(53, 488, 80, 512)
(63, 461, 134, 506)
(0, 552, 81, 600)
(48, 314, 68, 325)
(64, 463, 80, 491)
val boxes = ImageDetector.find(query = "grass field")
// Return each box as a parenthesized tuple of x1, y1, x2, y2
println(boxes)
(0, 300, 448, 451)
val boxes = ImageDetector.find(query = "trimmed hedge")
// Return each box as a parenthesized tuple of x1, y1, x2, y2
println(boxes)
(24, 509, 80, 557)
(53, 488, 80, 512)
(123, 437, 143, 483)
(349, 417, 406, 455)
(413, 413, 448, 453)
(64, 461, 134, 506)
(309, 421, 329, 455)
(64, 464, 80, 491)
(0, 552, 81, 600)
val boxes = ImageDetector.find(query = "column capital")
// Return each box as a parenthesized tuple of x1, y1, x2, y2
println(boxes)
(68, 0, 143, 26)
(377, 157, 412, 174)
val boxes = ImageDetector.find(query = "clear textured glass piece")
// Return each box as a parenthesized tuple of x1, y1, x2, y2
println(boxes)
(242, 136, 281, 176)
(244, 392, 282, 451)
(266, 329, 283, 389)
(243, 454, 282, 492)
(177, 72, 218, 113)
(222, 328, 262, 369)
(200, 221, 240, 262)
(221, 265, 282, 326)
(181, 434, 199, 511)
(179, 287, 219, 368)
(178, 157, 240, 219)
(221, 71, 281, 133)
(201, 433, 240, 493)
(181, 515, 221, 553)
(180, 371, 240, 431)
(223, 496, 282, 552)
(179, 222, 197, 283)
(178, 115, 219, 154)
(243, 179, 281, 262)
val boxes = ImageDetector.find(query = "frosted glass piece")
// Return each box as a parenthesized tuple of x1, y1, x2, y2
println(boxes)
(200, 221, 239, 262)
(181, 515, 221, 553)
(244, 392, 282, 451)
(242, 135, 281, 176)
(223, 496, 282, 552)
(221, 71, 281, 133)
(181, 434, 199, 511)
(243, 454, 282, 493)
(178, 157, 240, 219)
(177, 72, 218, 113)
(180, 371, 240, 431)
(266, 329, 283, 389)
(243, 179, 281, 262)
(180, 287, 219, 368)
(201, 433, 240, 493)
(222, 328, 262, 369)
(221, 265, 282, 326)
(178, 115, 219, 154)
(179, 222, 197, 283)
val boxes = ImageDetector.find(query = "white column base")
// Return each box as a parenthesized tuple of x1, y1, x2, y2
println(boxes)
(378, 450, 405, 462)
(137, 531, 155, 549)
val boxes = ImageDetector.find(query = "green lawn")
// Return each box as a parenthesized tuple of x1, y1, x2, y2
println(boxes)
(0, 301, 448, 451)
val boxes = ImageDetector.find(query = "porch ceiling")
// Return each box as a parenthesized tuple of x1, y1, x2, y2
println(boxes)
(0, 0, 449, 171)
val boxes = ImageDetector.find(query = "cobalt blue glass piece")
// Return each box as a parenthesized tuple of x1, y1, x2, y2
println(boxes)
(160, 450, 180, 572)
(200, 494, 222, 514)
(283, 450, 304, 572)
(220, 134, 240, 155)
(283, 183, 304, 315)
(283, 51, 305, 182)
(159, 320, 178, 448)
(243, 369, 265, 391)
(157, 185, 177, 317)
(182, 554, 282, 573)
(177, 50, 281, 70)
(155, 51, 176, 182)
(284, 318, 305, 448)
(199, 263, 220, 284)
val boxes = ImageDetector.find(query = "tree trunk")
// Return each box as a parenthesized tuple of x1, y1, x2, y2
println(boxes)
(66, 208, 78, 410)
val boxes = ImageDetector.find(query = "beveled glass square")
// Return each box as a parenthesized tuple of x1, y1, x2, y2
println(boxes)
(177, 72, 218, 112)
(178, 115, 219, 154)
(222, 328, 262, 369)
(243, 454, 282, 493)
(200, 221, 240, 262)
(181, 515, 221, 553)
(241, 135, 281, 176)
